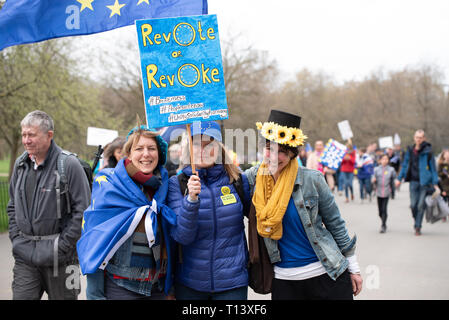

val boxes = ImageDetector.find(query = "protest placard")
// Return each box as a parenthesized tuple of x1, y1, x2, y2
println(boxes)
(135, 14, 228, 128)
(319, 139, 347, 171)
(87, 127, 118, 146)
(337, 120, 353, 141)
(379, 136, 394, 149)
(394, 133, 401, 145)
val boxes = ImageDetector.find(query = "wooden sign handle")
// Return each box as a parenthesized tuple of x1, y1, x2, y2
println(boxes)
(186, 123, 197, 175)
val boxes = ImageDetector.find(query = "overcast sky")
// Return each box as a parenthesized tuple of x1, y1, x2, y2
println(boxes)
(73, 0, 449, 84)
(208, 0, 449, 83)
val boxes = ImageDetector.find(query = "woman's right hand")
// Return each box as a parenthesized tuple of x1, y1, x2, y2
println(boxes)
(187, 174, 201, 201)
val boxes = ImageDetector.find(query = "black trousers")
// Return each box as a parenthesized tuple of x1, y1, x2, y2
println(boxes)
(377, 196, 389, 226)
(12, 258, 80, 300)
(271, 270, 353, 300)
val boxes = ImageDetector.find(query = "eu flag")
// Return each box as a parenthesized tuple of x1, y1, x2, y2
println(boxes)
(0, 0, 208, 51)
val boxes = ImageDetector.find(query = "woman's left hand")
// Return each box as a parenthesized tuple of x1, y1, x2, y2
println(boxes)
(350, 273, 363, 296)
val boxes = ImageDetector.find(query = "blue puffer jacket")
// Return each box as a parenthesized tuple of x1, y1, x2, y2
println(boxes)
(168, 165, 249, 293)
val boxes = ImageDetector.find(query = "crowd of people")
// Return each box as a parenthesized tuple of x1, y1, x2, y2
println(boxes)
(6, 109, 448, 301)
(300, 132, 448, 235)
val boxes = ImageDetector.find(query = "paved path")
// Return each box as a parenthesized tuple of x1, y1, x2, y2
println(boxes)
(1, 181, 448, 300)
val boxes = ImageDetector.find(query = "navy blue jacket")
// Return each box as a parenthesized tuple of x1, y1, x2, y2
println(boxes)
(168, 165, 250, 293)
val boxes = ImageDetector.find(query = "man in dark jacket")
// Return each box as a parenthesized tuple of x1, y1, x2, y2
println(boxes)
(7, 110, 91, 299)
(396, 130, 439, 236)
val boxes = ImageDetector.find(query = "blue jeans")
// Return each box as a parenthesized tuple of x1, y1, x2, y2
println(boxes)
(358, 177, 372, 200)
(341, 172, 354, 199)
(175, 283, 248, 300)
(86, 269, 106, 300)
(409, 181, 428, 229)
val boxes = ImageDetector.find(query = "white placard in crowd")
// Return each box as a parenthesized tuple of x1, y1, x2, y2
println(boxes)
(394, 133, 401, 145)
(337, 120, 353, 141)
(379, 136, 394, 149)
(87, 127, 118, 146)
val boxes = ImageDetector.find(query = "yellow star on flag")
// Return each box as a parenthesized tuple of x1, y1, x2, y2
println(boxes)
(107, 0, 126, 18)
(137, 0, 150, 5)
(95, 175, 108, 187)
(82, 216, 86, 231)
(77, 0, 95, 12)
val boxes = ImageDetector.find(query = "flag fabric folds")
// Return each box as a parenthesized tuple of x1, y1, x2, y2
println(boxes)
(0, 0, 208, 51)
(76, 158, 177, 294)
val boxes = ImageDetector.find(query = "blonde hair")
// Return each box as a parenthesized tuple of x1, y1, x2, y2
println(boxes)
(180, 134, 241, 183)
(123, 129, 161, 157)
(437, 149, 449, 167)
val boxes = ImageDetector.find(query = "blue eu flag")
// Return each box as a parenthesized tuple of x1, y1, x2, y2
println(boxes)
(0, 0, 208, 51)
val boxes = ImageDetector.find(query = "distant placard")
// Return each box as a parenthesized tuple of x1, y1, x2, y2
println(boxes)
(319, 139, 347, 171)
(337, 120, 353, 141)
(135, 14, 228, 128)
(394, 133, 401, 145)
(87, 127, 118, 146)
(379, 136, 394, 149)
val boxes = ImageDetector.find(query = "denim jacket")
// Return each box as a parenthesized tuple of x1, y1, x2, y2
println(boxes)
(86, 234, 158, 300)
(245, 165, 357, 281)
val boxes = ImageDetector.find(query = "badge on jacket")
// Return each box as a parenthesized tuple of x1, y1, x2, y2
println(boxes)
(220, 186, 237, 205)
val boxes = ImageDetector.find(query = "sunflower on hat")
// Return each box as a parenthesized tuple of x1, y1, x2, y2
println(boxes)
(288, 127, 307, 147)
(256, 110, 307, 147)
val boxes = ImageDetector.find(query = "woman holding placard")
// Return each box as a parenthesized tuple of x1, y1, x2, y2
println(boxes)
(167, 121, 251, 300)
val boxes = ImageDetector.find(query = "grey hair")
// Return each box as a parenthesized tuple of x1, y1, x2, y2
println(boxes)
(415, 129, 425, 137)
(21, 110, 54, 132)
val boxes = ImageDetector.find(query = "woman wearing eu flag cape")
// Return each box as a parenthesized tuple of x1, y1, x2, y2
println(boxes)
(77, 125, 177, 300)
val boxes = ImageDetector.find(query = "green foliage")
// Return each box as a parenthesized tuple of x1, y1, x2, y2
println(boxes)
(0, 39, 122, 177)
(0, 178, 8, 233)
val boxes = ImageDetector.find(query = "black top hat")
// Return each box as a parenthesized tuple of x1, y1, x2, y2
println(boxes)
(256, 109, 307, 147)
(267, 109, 301, 129)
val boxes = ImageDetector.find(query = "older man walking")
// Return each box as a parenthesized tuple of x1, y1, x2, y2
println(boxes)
(7, 110, 91, 299)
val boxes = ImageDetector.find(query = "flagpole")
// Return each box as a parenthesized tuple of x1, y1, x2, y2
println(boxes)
(186, 123, 196, 174)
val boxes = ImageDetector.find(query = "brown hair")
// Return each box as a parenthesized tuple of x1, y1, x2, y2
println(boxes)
(104, 137, 126, 160)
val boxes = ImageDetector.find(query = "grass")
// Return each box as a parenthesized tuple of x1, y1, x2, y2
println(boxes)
(0, 177, 9, 233)
(0, 158, 9, 175)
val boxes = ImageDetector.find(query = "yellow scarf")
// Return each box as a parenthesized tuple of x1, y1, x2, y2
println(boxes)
(252, 158, 298, 240)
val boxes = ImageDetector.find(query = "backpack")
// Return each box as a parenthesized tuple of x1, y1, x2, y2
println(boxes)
(176, 171, 249, 217)
(55, 150, 93, 218)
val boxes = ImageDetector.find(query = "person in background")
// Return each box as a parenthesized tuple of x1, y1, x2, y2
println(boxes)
(102, 137, 126, 169)
(372, 154, 396, 233)
(246, 109, 362, 300)
(396, 129, 439, 236)
(356, 148, 374, 203)
(393, 144, 405, 174)
(437, 149, 449, 205)
(340, 142, 356, 203)
(298, 147, 308, 168)
(307, 140, 336, 192)
(306, 140, 325, 173)
(165, 143, 181, 177)
(386, 147, 400, 174)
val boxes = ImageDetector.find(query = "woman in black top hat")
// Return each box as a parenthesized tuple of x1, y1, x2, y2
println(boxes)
(245, 109, 363, 300)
